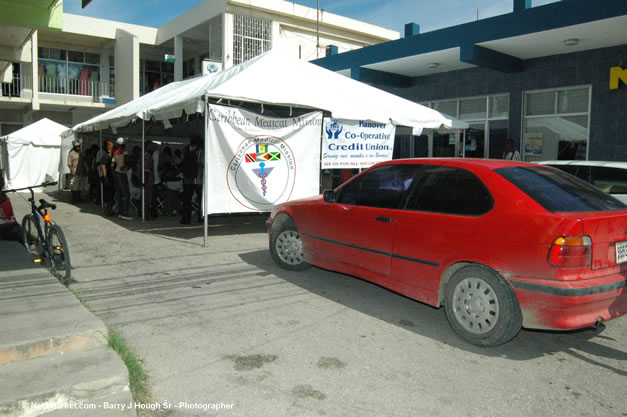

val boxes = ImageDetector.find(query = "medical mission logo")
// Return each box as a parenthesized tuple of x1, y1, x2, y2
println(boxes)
(227, 135, 296, 211)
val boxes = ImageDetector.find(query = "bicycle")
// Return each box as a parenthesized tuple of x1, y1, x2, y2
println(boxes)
(4, 182, 72, 285)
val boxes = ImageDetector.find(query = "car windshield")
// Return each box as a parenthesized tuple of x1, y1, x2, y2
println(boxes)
(495, 166, 627, 212)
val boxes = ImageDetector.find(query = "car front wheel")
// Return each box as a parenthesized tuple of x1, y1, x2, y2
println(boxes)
(444, 265, 522, 347)
(269, 216, 311, 271)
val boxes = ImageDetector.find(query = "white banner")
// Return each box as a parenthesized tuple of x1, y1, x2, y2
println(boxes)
(321, 118, 396, 169)
(206, 104, 323, 213)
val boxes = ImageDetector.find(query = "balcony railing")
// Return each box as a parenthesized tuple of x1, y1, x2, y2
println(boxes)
(0, 73, 114, 100)
(38, 76, 113, 99)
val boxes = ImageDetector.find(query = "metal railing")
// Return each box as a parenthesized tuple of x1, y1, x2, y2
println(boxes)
(0, 74, 114, 100)
(38, 76, 113, 98)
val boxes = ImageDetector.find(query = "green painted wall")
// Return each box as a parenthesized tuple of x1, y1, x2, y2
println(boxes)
(0, 0, 63, 30)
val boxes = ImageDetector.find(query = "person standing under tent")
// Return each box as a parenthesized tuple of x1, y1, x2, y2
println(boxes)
(112, 137, 131, 220)
(180, 134, 202, 225)
(68, 140, 88, 204)
(150, 140, 161, 219)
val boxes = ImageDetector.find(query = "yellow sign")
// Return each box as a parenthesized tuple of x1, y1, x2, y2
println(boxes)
(610, 66, 627, 90)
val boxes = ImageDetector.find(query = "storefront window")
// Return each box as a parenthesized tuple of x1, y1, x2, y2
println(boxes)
(459, 98, 486, 120)
(38, 47, 100, 96)
(430, 94, 509, 159)
(523, 86, 590, 161)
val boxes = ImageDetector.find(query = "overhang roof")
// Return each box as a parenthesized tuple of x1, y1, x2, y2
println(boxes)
(313, 0, 627, 84)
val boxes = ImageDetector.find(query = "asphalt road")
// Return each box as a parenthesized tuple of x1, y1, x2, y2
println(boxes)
(10, 192, 627, 417)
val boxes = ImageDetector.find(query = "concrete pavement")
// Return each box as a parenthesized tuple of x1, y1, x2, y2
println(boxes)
(3, 190, 627, 417)
(0, 238, 135, 416)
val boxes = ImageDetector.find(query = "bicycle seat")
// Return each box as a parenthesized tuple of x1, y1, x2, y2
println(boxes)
(39, 199, 56, 210)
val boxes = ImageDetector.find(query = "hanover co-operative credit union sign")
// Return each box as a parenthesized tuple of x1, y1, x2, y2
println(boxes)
(321, 118, 396, 169)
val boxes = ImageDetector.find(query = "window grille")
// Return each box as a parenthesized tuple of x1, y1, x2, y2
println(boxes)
(233, 14, 272, 65)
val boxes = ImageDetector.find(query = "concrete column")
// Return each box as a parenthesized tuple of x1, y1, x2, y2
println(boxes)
(100, 52, 110, 96)
(222, 12, 233, 69)
(513, 0, 531, 12)
(114, 29, 139, 104)
(31, 30, 39, 111)
(174, 35, 183, 81)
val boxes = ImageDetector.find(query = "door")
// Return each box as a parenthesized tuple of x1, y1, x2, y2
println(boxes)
(316, 164, 420, 276)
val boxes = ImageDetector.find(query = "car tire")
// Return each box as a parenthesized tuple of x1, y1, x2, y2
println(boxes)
(444, 265, 522, 347)
(269, 216, 311, 271)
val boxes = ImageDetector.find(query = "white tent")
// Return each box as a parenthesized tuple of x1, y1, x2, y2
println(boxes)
(72, 50, 468, 246)
(0, 118, 70, 190)
(73, 50, 467, 134)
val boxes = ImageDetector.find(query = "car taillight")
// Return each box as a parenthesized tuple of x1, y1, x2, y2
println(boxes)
(548, 236, 591, 268)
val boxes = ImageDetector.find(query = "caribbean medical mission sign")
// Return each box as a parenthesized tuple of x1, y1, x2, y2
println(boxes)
(321, 118, 396, 169)
(206, 104, 322, 213)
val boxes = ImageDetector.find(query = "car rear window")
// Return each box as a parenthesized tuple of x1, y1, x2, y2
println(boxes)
(496, 166, 626, 212)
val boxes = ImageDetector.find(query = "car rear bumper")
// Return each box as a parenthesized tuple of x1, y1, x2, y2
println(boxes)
(509, 273, 627, 330)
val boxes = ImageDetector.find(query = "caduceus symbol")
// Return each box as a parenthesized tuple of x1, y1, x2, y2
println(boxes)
(258, 162, 268, 196)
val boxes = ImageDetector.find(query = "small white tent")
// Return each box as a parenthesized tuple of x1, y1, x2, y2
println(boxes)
(0, 118, 69, 190)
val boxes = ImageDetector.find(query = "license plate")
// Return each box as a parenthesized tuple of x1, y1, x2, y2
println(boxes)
(616, 241, 627, 264)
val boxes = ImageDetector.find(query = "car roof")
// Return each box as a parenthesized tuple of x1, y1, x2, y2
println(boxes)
(381, 158, 538, 170)
(536, 160, 627, 170)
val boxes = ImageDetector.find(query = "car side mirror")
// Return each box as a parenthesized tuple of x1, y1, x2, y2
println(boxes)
(323, 189, 336, 203)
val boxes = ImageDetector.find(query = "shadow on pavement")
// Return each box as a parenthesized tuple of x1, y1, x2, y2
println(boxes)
(239, 249, 627, 374)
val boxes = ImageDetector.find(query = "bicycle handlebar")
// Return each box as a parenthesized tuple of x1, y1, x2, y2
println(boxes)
(2, 181, 58, 193)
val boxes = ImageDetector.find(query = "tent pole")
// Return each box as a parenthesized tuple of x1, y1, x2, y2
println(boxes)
(141, 118, 145, 222)
(203, 97, 209, 248)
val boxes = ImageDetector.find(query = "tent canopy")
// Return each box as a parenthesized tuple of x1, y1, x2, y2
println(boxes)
(73, 50, 468, 135)
(0, 118, 69, 189)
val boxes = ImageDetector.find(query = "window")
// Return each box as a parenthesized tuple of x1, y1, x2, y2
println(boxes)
(38, 47, 100, 96)
(590, 167, 627, 196)
(496, 166, 625, 212)
(429, 95, 509, 159)
(337, 165, 420, 209)
(523, 86, 590, 162)
(406, 166, 493, 216)
(233, 14, 272, 65)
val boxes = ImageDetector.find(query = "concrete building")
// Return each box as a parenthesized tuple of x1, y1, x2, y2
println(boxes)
(0, 0, 399, 136)
(314, 0, 627, 162)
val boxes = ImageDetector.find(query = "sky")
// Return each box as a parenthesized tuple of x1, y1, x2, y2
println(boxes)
(63, 0, 561, 33)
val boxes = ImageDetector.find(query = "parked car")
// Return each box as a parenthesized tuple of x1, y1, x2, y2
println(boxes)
(266, 158, 627, 347)
(537, 160, 627, 204)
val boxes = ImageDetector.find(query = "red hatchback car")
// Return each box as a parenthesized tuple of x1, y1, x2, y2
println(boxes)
(266, 159, 627, 346)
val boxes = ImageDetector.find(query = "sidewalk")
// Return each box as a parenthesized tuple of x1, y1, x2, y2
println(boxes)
(0, 240, 135, 416)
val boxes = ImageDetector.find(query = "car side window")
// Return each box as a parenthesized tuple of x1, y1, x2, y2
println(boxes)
(590, 167, 627, 195)
(336, 165, 421, 209)
(405, 166, 493, 216)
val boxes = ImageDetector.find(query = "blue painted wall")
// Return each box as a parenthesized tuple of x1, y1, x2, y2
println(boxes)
(376, 45, 627, 161)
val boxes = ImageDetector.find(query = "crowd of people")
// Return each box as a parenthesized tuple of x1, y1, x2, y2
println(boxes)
(66, 135, 204, 224)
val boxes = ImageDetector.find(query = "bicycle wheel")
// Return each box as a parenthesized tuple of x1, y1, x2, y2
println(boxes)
(47, 225, 72, 284)
(21, 214, 41, 255)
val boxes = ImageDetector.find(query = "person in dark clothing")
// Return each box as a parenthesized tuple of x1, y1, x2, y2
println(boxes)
(180, 134, 203, 225)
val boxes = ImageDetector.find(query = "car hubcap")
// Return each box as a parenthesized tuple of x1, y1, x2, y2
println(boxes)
(451, 277, 499, 334)
(275, 230, 304, 265)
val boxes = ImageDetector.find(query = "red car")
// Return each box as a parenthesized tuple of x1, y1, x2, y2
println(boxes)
(266, 159, 627, 346)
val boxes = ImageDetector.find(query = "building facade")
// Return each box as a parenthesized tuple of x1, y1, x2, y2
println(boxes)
(314, 0, 627, 162)
(0, 0, 399, 136)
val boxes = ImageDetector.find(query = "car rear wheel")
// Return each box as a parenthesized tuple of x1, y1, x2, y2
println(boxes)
(444, 265, 522, 347)
(269, 216, 311, 271)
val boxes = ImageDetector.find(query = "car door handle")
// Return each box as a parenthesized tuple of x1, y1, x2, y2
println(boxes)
(376, 216, 392, 223)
